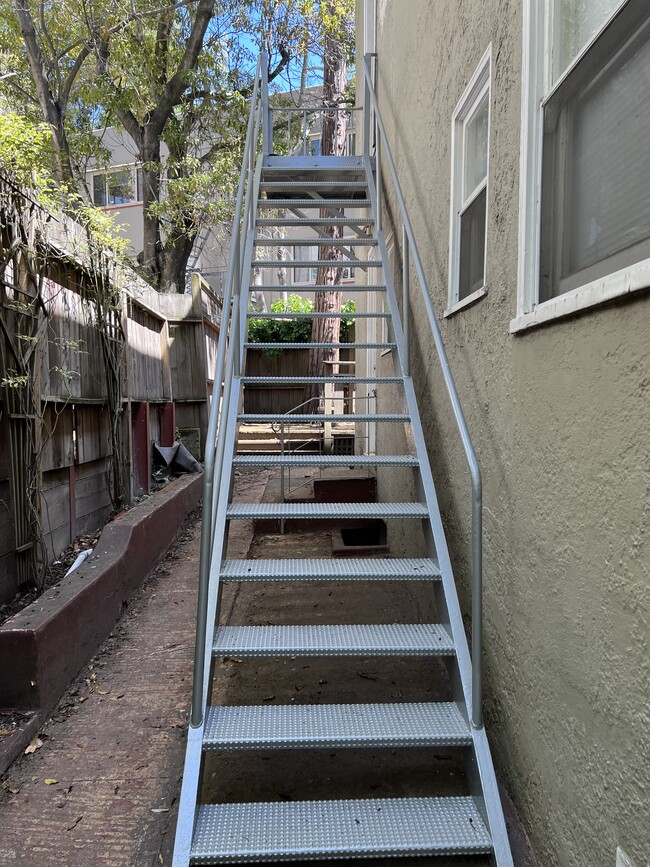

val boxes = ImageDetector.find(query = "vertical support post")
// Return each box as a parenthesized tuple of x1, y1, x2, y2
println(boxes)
(375, 132, 382, 232)
(472, 483, 483, 728)
(280, 421, 286, 534)
(402, 224, 410, 376)
(303, 110, 307, 155)
(261, 52, 270, 155)
(233, 255, 241, 378)
(363, 54, 371, 156)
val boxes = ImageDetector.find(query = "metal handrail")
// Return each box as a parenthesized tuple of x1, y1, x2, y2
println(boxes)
(362, 53, 484, 729)
(190, 54, 265, 729)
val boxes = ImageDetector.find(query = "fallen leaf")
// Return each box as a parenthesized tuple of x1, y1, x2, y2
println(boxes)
(44, 778, 58, 785)
(2, 781, 20, 795)
(97, 689, 109, 695)
(78, 696, 87, 703)
(24, 737, 43, 755)
(151, 807, 170, 813)
(0, 728, 12, 736)
(158, 855, 164, 864)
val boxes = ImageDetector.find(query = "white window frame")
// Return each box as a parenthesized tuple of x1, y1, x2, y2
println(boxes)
(512, 0, 650, 334)
(90, 163, 142, 208)
(445, 45, 492, 318)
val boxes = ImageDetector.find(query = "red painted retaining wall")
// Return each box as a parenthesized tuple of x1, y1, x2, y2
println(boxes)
(0, 473, 202, 714)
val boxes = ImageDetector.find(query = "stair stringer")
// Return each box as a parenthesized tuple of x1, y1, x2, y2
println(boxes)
(363, 156, 514, 867)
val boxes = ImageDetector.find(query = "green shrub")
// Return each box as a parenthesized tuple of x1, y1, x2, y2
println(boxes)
(248, 295, 355, 356)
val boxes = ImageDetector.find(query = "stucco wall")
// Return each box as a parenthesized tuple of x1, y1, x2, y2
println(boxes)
(367, 2, 650, 865)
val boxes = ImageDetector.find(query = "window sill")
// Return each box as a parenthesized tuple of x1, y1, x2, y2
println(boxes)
(510, 259, 650, 334)
(443, 285, 487, 318)
(101, 201, 143, 211)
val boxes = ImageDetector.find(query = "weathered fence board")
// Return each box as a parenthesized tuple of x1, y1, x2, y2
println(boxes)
(0, 225, 217, 601)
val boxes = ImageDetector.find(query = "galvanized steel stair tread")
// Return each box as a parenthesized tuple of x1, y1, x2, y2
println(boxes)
(254, 237, 377, 245)
(260, 180, 367, 189)
(213, 623, 454, 657)
(252, 259, 382, 268)
(232, 454, 417, 467)
(258, 198, 371, 208)
(227, 502, 428, 519)
(243, 342, 394, 350)
(257, 218, 375, 226)
(241, 376, 402, 384)
(237, 415, 407, 424)
(190, 797, 492, 863)
(203, 702, 471, 750)
(219, 557, 440, 580)
(249, 284, 386, 291)
(246, 310, 387, 318)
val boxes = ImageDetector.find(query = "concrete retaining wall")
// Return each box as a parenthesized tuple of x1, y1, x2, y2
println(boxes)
(0, 474, 202, 716)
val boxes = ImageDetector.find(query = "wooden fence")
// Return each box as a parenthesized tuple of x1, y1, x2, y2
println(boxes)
(0, 246, 219, 603)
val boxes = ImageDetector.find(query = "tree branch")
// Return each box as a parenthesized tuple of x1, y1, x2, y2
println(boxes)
(59, 44, 90, 113)
(152, 0, 214, 130)
(38, 0, 61, 96)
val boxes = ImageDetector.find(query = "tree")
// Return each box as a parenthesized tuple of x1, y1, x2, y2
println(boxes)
(2, 0, 353, 295)
(2, 0, 292, 292)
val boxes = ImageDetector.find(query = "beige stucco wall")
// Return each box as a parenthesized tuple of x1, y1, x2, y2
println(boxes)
(363, 2, 650, 865)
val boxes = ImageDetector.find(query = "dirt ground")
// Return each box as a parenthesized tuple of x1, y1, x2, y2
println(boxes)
(205, 527, 492, 867)
(0, 468, 536, 866)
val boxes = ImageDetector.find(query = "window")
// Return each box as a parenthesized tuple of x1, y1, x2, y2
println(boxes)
(92, 166, 142, 207)
(446, 46, 491, 316)
(514, 0, 650, 332)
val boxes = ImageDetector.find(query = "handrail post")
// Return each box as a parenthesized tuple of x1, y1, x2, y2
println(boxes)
(233, 256, 241, 378)
(375, 126, 382, 232)
(472, 478, 483, 728)
(402, 223, 410, 376)
(261, 52, 270, 155)
(363, 59, 371, 155)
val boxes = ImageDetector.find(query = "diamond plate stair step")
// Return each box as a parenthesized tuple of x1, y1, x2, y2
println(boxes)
(249, 283, 386, 291)
(246, 310, 387, 319)
(263, 157, 364, 169)
(252, 259, 382, 268)
(238, 413, 410, 423)
(213, 623, 454, 658)
(190, 796, 492, 863)
(241, 376, 401, 385)
(203, 701, 471, 750)
(226, 502, 428, 520)
(257, 198, 371, 209)
(219, 557, 440, 582)
(244, 342, 394, 350)
(232, 454, 418, 468)
(260, 180, 367, 189)
(257, 217, 375, 226)
(254, 237, 377, 246)
(253, 241, 375, 250)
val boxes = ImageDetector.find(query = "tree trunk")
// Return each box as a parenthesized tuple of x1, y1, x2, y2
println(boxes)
(159, 231, 194, 295)
(305, 15, 348, 409)
(140, 127, 163, 286)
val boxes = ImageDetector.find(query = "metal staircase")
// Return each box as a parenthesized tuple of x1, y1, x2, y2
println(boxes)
(172, 54, 514, 866)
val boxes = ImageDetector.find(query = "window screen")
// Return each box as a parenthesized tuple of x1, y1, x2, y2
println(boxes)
(540, 11, 650, 299)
